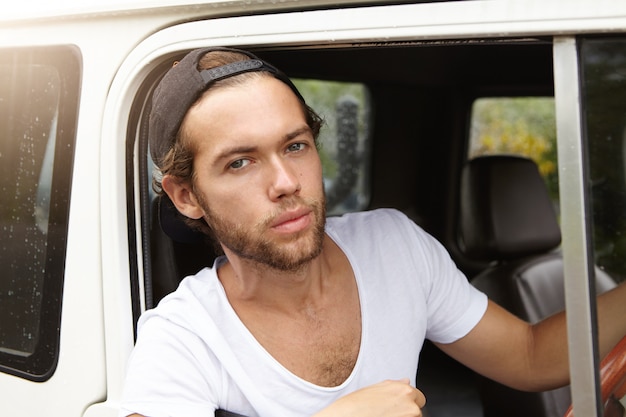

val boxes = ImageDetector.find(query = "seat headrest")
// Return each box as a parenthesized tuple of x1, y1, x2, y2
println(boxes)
(459, 155, 561, 261)
(158, 194, 207, 244)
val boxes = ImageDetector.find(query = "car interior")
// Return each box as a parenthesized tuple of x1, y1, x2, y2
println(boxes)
(130, 38, 617, 417)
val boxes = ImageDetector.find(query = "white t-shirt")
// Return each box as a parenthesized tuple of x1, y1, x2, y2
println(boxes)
(120, 209, 487, 417)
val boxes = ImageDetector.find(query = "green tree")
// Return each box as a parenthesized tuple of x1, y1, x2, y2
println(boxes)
(293, 79, 368, 179)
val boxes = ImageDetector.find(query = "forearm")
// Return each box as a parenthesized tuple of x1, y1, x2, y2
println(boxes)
(437, 283, 626, 394)
(522, 280, 626, 390)
(436, 301, 562, 391)
(526, 307, 570, 390)
(595, 281, 626, 356)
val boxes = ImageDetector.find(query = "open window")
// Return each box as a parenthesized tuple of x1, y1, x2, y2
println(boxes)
(130, 63, 374, 309)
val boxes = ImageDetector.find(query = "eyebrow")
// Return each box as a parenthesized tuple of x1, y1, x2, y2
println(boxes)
(211, 126, 312, 165)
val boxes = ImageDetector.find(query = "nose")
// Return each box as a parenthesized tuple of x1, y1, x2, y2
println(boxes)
(268, 158, 301, 201)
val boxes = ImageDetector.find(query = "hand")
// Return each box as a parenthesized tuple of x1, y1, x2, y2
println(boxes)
(313, 379, 426, 417)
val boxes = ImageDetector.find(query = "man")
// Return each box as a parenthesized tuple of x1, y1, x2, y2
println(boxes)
(120, 47, 626, 417)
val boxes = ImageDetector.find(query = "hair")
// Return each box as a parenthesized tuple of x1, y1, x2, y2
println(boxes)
(152, 50, 323, 237)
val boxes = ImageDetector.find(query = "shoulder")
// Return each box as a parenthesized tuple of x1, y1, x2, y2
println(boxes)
(327, 209, 461, 281)
(327, 208, 434, 249)
(327, 208, 414, 233)
(138, 266, 222, 334)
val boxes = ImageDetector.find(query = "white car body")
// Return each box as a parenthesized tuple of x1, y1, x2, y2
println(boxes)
(1, 1, 625, 416)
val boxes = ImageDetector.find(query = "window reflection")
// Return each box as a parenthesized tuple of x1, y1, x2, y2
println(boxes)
(581, 37, 626, 284)
(0, 47, 78, 381)
(0, 64, 59, 356)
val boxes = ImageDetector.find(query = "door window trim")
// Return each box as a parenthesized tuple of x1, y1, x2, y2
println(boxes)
(553, 35, 602, 417)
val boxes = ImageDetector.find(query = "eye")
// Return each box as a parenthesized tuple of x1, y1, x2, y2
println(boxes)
(229, 158, 251, 170)
(287, 142, 306, 153)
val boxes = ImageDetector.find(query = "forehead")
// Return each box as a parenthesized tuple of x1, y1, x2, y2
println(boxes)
(181, 76, 309, 154)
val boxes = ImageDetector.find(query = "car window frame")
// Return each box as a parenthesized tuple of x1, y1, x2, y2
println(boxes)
(110, 5, 626, 415)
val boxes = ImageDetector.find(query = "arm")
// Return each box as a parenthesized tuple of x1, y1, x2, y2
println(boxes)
(436, 282, 626, 392)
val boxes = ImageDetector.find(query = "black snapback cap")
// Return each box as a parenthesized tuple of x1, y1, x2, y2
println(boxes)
(149, 46, 305, 166)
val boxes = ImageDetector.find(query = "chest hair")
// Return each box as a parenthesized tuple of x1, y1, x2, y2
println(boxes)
(249, 302, 362, 387)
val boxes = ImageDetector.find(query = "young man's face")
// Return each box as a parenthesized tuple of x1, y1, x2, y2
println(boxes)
(180, 75, 326, 271)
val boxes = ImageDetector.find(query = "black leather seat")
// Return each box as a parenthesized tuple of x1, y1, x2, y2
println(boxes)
(150, 195, 217, 304)
(458, 155, 616, 417)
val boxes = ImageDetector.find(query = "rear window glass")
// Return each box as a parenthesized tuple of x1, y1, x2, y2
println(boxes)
(0, 46, 79, 380)
(468, 97, 558, 204)
(293, 79, 372, 215)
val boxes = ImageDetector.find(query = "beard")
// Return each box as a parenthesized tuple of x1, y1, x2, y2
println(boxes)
(197, 193, 327, 272)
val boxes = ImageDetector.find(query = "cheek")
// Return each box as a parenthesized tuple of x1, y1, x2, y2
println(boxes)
(211, 187, 248, 208)
(208, 184, 264, 218)
(302, 157, 324, 189)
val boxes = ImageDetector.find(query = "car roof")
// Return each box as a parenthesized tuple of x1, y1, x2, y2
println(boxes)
(1, 0, 420, 23)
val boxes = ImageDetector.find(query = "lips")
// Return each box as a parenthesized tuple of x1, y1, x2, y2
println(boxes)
(269, 207, 313, 233)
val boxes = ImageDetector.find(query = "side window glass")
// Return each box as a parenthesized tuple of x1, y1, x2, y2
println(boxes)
(580, 36, 626, 284)
(293, 79, 372, 215)
(0, 47, 79, 380)
(468, 97, 559, 206)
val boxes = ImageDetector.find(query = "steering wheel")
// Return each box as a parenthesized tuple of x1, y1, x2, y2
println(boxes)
(564, 335, 626, 417)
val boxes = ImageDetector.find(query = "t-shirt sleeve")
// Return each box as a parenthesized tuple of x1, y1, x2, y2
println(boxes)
(363, 209, 487, 344)
(330, 209, 488, 345)
(119, 313, 221, 417)
(415, 223, 488, 344)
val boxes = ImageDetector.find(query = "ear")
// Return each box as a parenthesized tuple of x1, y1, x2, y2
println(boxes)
(161, 175, 205, 220)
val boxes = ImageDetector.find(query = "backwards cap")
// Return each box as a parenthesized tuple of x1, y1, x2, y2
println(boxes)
(149, 47, 304, 166)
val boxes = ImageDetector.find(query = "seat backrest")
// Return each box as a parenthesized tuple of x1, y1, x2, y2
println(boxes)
(150, 195, 217, 304)
(460, 155, 562, 262)
(458, 155, 616, 417)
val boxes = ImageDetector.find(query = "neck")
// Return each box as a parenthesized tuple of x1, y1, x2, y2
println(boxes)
(217, 235, 334, 312)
